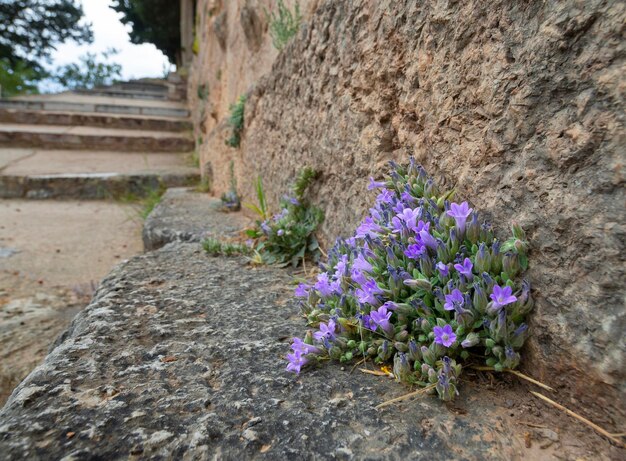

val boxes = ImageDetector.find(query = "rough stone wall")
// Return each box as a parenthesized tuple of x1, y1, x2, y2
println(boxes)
(188, 0, 318, 155)
(191, 0, 625, 421)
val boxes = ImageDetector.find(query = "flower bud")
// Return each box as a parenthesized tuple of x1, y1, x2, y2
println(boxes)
(511, 222, 526, 240)
(366, 346, 377, 357)
(377, 340, 393, 361)
(421, 363, 431, 376)
(403, 278, 432, 291)
(474, 243, 491, 274)
(329, 346, 343, 360)
(502, 252, 520, 278)
(393, 352, 413, 382)
(461, 332, 480, 348)
(491, 345, 504, 359)
(485, 338, 496, 349)
(448, 228, 460, 255)
(408, 339, 421, 361)
(490, 242, 502, 274)
(394, 341, 409, 352)
(420, 318, 432, 333)
(346, 340, 357, 349)
(394, 330, 409, 342)
(428, 367, 438, 383)
(473, 284, 488, 314)
(436, 241, 451, 263)
(419, 254, 434, 278)
(466, 213, 480, 244)
(421, 345, 436, 366)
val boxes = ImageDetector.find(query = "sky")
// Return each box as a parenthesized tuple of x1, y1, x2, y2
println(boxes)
(48, 0, 173, 82)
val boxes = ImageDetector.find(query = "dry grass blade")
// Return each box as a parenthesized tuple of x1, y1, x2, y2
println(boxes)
(375, 384, 437, 410)
(530, 391, 625, 448)
(350, 358, 367, 374)
(471, 365, 555, 392)
(360, 369, 390, 377)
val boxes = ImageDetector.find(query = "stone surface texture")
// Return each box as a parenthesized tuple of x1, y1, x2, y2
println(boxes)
(2, 241, 620, 460)
(142, 188, 251, 250)
(188, 0, 318, 156)
(192, 0, 626, 421)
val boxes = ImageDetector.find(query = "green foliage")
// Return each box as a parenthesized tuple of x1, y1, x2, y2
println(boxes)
(221, 161, 241, 211)
(247, 168, 324, 267)
(197, 83, 209, 101)
(110, 0, 180, 64)
(195, 178, 212, 193)
(115, 185, 165, 220)
(202, 238, 251, 257)
(267, 0, 302, 51)
(244, 176, 269, 221)
(0, 0, 92, 74)
(53, 49, 122, 90)
(0, 59, 39, 97)
(225, 95, 246, 148)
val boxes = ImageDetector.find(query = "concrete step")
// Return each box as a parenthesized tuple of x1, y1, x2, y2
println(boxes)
(0, 108, 192, 132)
(0, 124, 194, 152)
(1, 94, 189, 118)
(0, 148, 198, 199)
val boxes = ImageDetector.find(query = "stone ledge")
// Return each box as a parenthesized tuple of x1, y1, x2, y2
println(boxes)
(0, 243, 526, 460)
(142, 188, 251, 251)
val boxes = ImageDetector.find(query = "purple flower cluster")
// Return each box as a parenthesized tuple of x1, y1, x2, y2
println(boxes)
(287, 159, 533, 400)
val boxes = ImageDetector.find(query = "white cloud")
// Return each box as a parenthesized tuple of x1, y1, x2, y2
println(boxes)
(48, 0, 173, 81)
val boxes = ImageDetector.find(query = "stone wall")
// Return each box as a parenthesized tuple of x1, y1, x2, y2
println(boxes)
(190, 0, 625, 421)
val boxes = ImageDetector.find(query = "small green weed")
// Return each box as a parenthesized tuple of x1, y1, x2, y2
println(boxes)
(197, 83, 209, 101)
(202, 237, 251, 256)
(221, 161, 241, 211)
(226, 95, 246, 148)
(195, 177, 211, 193)
(267, 0, 302, 51)
(247, 167, 324, 267)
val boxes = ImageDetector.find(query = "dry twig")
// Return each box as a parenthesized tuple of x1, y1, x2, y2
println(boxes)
(375, 384, 437, 409)
(530, 391, 625, 448)
(470, 365, 555, 392)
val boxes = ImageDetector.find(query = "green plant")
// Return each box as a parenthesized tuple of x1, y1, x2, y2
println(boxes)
(221, 161, 241, 211)
(202, 237, 251, 256)
(247, 167, 324, 267)
(115, 185, 165, 220)
(244, 176, 269, 221)
(225, 95, 246, 148)
(266, 0, 302, 51)
(287, 159, 533, 402)
(195, 178, 211, 193)
(197, 83, 209, 101)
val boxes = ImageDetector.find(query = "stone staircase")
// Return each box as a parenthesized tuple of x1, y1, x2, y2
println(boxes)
(0, 79, 198, 199)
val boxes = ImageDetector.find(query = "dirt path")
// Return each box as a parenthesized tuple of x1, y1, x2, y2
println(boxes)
(0, 199, 144, 405)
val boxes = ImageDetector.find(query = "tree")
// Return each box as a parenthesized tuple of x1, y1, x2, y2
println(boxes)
(0, 59, 39, 97)
(53, 49, 122, 90)
(0, 0, 93, 74)
(110, 0, 180, 64)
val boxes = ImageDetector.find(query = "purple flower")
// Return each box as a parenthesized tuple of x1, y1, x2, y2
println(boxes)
(417, 228, 438, 250)
(355, 279, 384, 305)
(436, 262, 449, 277)
(353, 253, 373, 273)
(356, 217, 383, 238)
(358, 313, 375, 330)
(273, 208, 289, 222)
(294, 283, 310, 298)
(446, 202, 473, 233)
(444, 289, 464, 311)
(351, 268, 368, 286)
(368, 177, 386, 190)
(400, 191, 415, 205)
(404, 243, 425, 260)
(433, 324, 457, 347)
(396, 207, 420, 231)
(291, 337, 322, 355)
(334, 254, 349, 278)
(454, 258, 473, 278)
(369, 305, 393, 334)
(289, 197, 300, 206)
(376, 188, 394, 204)
(315, 273, 334, 297)
(286, 350, 307, 374)
(313, 319, 337, 341)
(277, 229, 285, 236)
(490, 285, 517, 308)
(260, 221, 271, 235)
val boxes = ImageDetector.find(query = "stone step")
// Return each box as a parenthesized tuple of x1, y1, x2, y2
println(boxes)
(0, 239, 527, 459)
(0, 124, 193, 152)
(0, 108, 192, 132)
(0, 95, 189, 118)
(0, 149, 198, 199)
(73, 88, 169, 100)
